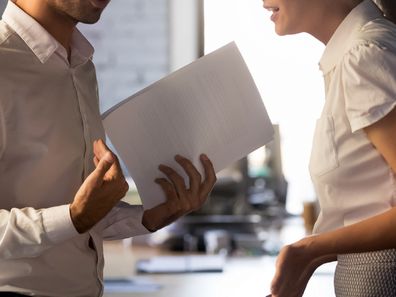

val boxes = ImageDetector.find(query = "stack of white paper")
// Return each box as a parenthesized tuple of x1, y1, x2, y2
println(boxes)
(102, 42, 273, 209)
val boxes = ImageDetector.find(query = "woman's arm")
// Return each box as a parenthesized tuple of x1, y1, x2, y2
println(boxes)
(270, 107, 396, 297)
(270, 206, 396, 297)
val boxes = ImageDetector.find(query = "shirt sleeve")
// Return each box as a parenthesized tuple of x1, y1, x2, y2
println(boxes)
(0, 205, 79, 260)
(0, 103, 5, 159)
(342, 43, 396, 133)
(94, 201, 150, 240)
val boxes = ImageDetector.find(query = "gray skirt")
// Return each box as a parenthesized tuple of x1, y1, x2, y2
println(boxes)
(334, 249, 396, 297)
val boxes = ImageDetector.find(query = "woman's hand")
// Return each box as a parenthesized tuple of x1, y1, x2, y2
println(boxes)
(270, 237, 336, 297)
(142, 154, 216, 232)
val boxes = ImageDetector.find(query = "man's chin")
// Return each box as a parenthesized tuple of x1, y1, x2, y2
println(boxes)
(77, 13, 102, 24)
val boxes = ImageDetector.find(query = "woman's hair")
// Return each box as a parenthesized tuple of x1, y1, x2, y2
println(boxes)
(377, 0, 396, 23)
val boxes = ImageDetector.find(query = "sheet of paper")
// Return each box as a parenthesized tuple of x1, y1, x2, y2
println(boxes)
(102, 42, 274, 209)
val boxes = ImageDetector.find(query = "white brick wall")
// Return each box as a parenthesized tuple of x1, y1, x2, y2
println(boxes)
(0, 0, 170, 114)
(79, 0, 170, 113)
(78, 0, 170, 177)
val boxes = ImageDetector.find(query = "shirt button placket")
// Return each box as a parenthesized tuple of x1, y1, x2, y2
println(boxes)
(70, 66, 103, 296)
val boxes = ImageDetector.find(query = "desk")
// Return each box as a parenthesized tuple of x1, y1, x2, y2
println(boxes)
(103, 241, 336, 297)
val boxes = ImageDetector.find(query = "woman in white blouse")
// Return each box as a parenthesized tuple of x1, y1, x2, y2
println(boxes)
(263, 0, 396, 296)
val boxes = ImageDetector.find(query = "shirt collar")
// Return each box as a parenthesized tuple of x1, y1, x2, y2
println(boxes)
(319, 0, 383, 74)
(1, 1, 94, 64)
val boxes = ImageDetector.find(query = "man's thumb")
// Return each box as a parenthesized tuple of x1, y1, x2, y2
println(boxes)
(94, 151, 114, 180)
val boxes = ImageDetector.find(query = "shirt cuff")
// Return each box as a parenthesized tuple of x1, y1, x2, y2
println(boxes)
(134, 209, 153, 235)
(42, 205, 79, 244)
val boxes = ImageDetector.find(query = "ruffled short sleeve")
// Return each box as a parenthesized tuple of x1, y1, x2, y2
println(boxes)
(342, 43, 396, 133)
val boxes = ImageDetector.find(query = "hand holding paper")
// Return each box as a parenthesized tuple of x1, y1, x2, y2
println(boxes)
(142, 154, 216, 232)
(102, 42, 274, 210)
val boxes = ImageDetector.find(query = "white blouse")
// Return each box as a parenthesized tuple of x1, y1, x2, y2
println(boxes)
(0, 1, 148, 296)
(311, 0, 396, 233)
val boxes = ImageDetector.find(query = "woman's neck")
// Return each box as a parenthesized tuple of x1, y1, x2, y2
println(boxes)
(309, 0, 363, 44)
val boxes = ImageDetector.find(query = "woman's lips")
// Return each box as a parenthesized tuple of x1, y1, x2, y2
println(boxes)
(271, 10, 279, 22)
(264, 6, 280, 22)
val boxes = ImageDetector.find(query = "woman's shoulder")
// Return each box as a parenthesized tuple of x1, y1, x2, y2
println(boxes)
(353, 17, 396, 51)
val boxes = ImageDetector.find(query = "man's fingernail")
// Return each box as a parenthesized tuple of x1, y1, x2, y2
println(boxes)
(103, 151, 114, 163)
(201, 154, 209, 161)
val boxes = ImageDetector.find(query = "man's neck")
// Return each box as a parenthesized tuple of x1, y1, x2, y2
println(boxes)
(14, 0, 76, 58)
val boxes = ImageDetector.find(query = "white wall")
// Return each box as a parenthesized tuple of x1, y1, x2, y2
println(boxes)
(204, 0, 325, 214)
(168, 0, 202, 71)
(79, 0, 170, 113)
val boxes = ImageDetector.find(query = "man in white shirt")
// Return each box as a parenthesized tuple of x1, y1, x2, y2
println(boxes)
(0, 0, 217, 296)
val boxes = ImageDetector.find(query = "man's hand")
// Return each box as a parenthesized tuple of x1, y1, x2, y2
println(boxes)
(142, 154, 217, 232)
(69, 139, 129, 233)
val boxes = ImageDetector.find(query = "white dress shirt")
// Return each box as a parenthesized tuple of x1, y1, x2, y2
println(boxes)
(311, 0, 396, 233)
(0, 2, 148, 296)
